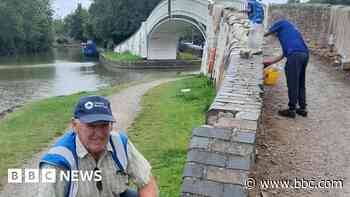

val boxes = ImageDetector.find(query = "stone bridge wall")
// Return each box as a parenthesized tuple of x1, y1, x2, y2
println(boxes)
(269, 4, 350, 69)
(181, 3, 264, 197)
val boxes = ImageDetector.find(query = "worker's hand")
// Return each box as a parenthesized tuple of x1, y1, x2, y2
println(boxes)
(263, 60, 273, 68)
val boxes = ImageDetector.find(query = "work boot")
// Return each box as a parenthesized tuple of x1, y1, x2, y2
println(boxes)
(296, 108, 308, 117)
(278, 108, 296, 118)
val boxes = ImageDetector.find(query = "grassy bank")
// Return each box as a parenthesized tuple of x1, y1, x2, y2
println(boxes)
(104, 51, 198, 61)
(103, 51, 142, 61)
(177, 52, 199, 60)
(128, 75, 215, 196)
(0, 81, 143, 185)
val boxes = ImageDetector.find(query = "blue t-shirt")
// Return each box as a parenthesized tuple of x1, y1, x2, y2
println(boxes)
(248, 0, 264, 24)
(268, 20, 309, 57)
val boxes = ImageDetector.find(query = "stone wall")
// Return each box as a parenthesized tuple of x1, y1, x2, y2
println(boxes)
(269, 4, 350, 69)
(181, 3, 264, 197)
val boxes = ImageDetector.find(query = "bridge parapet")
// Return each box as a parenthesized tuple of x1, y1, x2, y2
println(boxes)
(181, 3, 264, 197)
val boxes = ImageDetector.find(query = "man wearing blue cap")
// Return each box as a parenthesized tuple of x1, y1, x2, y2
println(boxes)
(263, 12, 309, 118)
(38, 96, 158, 197)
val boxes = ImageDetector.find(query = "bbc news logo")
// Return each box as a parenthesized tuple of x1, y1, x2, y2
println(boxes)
(8, 169, 102, 183)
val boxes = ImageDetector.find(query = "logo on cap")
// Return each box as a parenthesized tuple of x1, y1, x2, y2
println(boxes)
(84, 101, 94, 110)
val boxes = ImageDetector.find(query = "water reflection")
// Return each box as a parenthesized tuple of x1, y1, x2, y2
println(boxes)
(54, 46, 96, 62)
(0, 47, 199, 112)
(0, 51, 55, 66)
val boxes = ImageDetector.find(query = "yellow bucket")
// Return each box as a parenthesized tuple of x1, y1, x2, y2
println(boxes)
(264, 67, 281, 86)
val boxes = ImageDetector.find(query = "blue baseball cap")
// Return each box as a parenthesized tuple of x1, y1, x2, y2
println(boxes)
(74, 96, 115, 123)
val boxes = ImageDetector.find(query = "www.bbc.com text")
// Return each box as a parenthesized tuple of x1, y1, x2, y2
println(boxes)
(245, 178, 343, 190)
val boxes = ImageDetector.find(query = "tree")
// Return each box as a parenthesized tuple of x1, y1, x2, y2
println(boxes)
(60, 0, 163, 46)
(0, 0, 53, 55)
(88, 0, 162, 45)
(288, 0, 300, 3)
(53, 19, 66, 37)
(64, 3, 89, 41)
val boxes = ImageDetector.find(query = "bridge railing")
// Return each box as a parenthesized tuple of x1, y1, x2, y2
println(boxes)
(146, 0, 208, 34)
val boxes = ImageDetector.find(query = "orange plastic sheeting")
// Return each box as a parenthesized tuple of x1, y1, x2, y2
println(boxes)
(207, 48, 217, 74)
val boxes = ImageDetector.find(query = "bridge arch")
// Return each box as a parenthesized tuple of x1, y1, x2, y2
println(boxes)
(147, 16, 206, 60)
(114, 0, 209, 60)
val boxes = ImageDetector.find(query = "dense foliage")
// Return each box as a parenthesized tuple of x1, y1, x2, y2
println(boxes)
(53, 0, 162, 47)
(88, 0, 162, 46)
(0, 0, 53, 55)
(1, 0, 196, 55)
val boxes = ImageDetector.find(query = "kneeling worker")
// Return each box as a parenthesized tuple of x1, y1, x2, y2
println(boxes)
(263, 13, 309, 118)
(38, 95, 158, 197)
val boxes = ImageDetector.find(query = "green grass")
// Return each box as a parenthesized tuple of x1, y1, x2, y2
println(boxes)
(103, 51, 142, 61)
(177, 52, 198, 60)
(0, 80, 144, 186)
(128, 75, 215, 196)
(104, 51, 198, 61)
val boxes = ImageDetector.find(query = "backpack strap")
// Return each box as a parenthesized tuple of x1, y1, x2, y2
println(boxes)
(39, 131, 79, 197)
(109, 130, 128, 172)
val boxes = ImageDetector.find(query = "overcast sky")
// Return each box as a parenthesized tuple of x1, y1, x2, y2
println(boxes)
(51, 0, 288, 19)
(52, 0, 92, 19)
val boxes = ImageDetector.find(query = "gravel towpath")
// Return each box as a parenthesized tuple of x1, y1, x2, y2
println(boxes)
(250, 52, 350, 197)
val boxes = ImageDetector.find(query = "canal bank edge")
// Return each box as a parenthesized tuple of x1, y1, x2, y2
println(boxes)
(0, 79, 145, 122)
(100, 53, 201, 70)
(0, 105, 24, 120)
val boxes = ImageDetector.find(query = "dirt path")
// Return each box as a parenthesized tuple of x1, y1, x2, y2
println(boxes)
(110, 78, 179, 132)
(0, 78, 179, 197)
(250, 54, 350, 197)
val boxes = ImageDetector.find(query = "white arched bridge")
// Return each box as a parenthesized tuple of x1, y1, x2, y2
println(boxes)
(114, 0, 248, 61)
(114, 0, 210, 60)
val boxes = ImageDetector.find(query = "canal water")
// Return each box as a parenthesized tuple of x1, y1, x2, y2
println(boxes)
(0, 47, 199, 113)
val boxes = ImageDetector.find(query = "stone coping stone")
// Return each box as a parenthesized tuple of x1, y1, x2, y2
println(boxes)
(192, 127, 256, 144)
(181, 178, 248, 197)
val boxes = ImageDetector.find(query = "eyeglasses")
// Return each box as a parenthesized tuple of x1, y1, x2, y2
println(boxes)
(94, 167, 103, 191)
